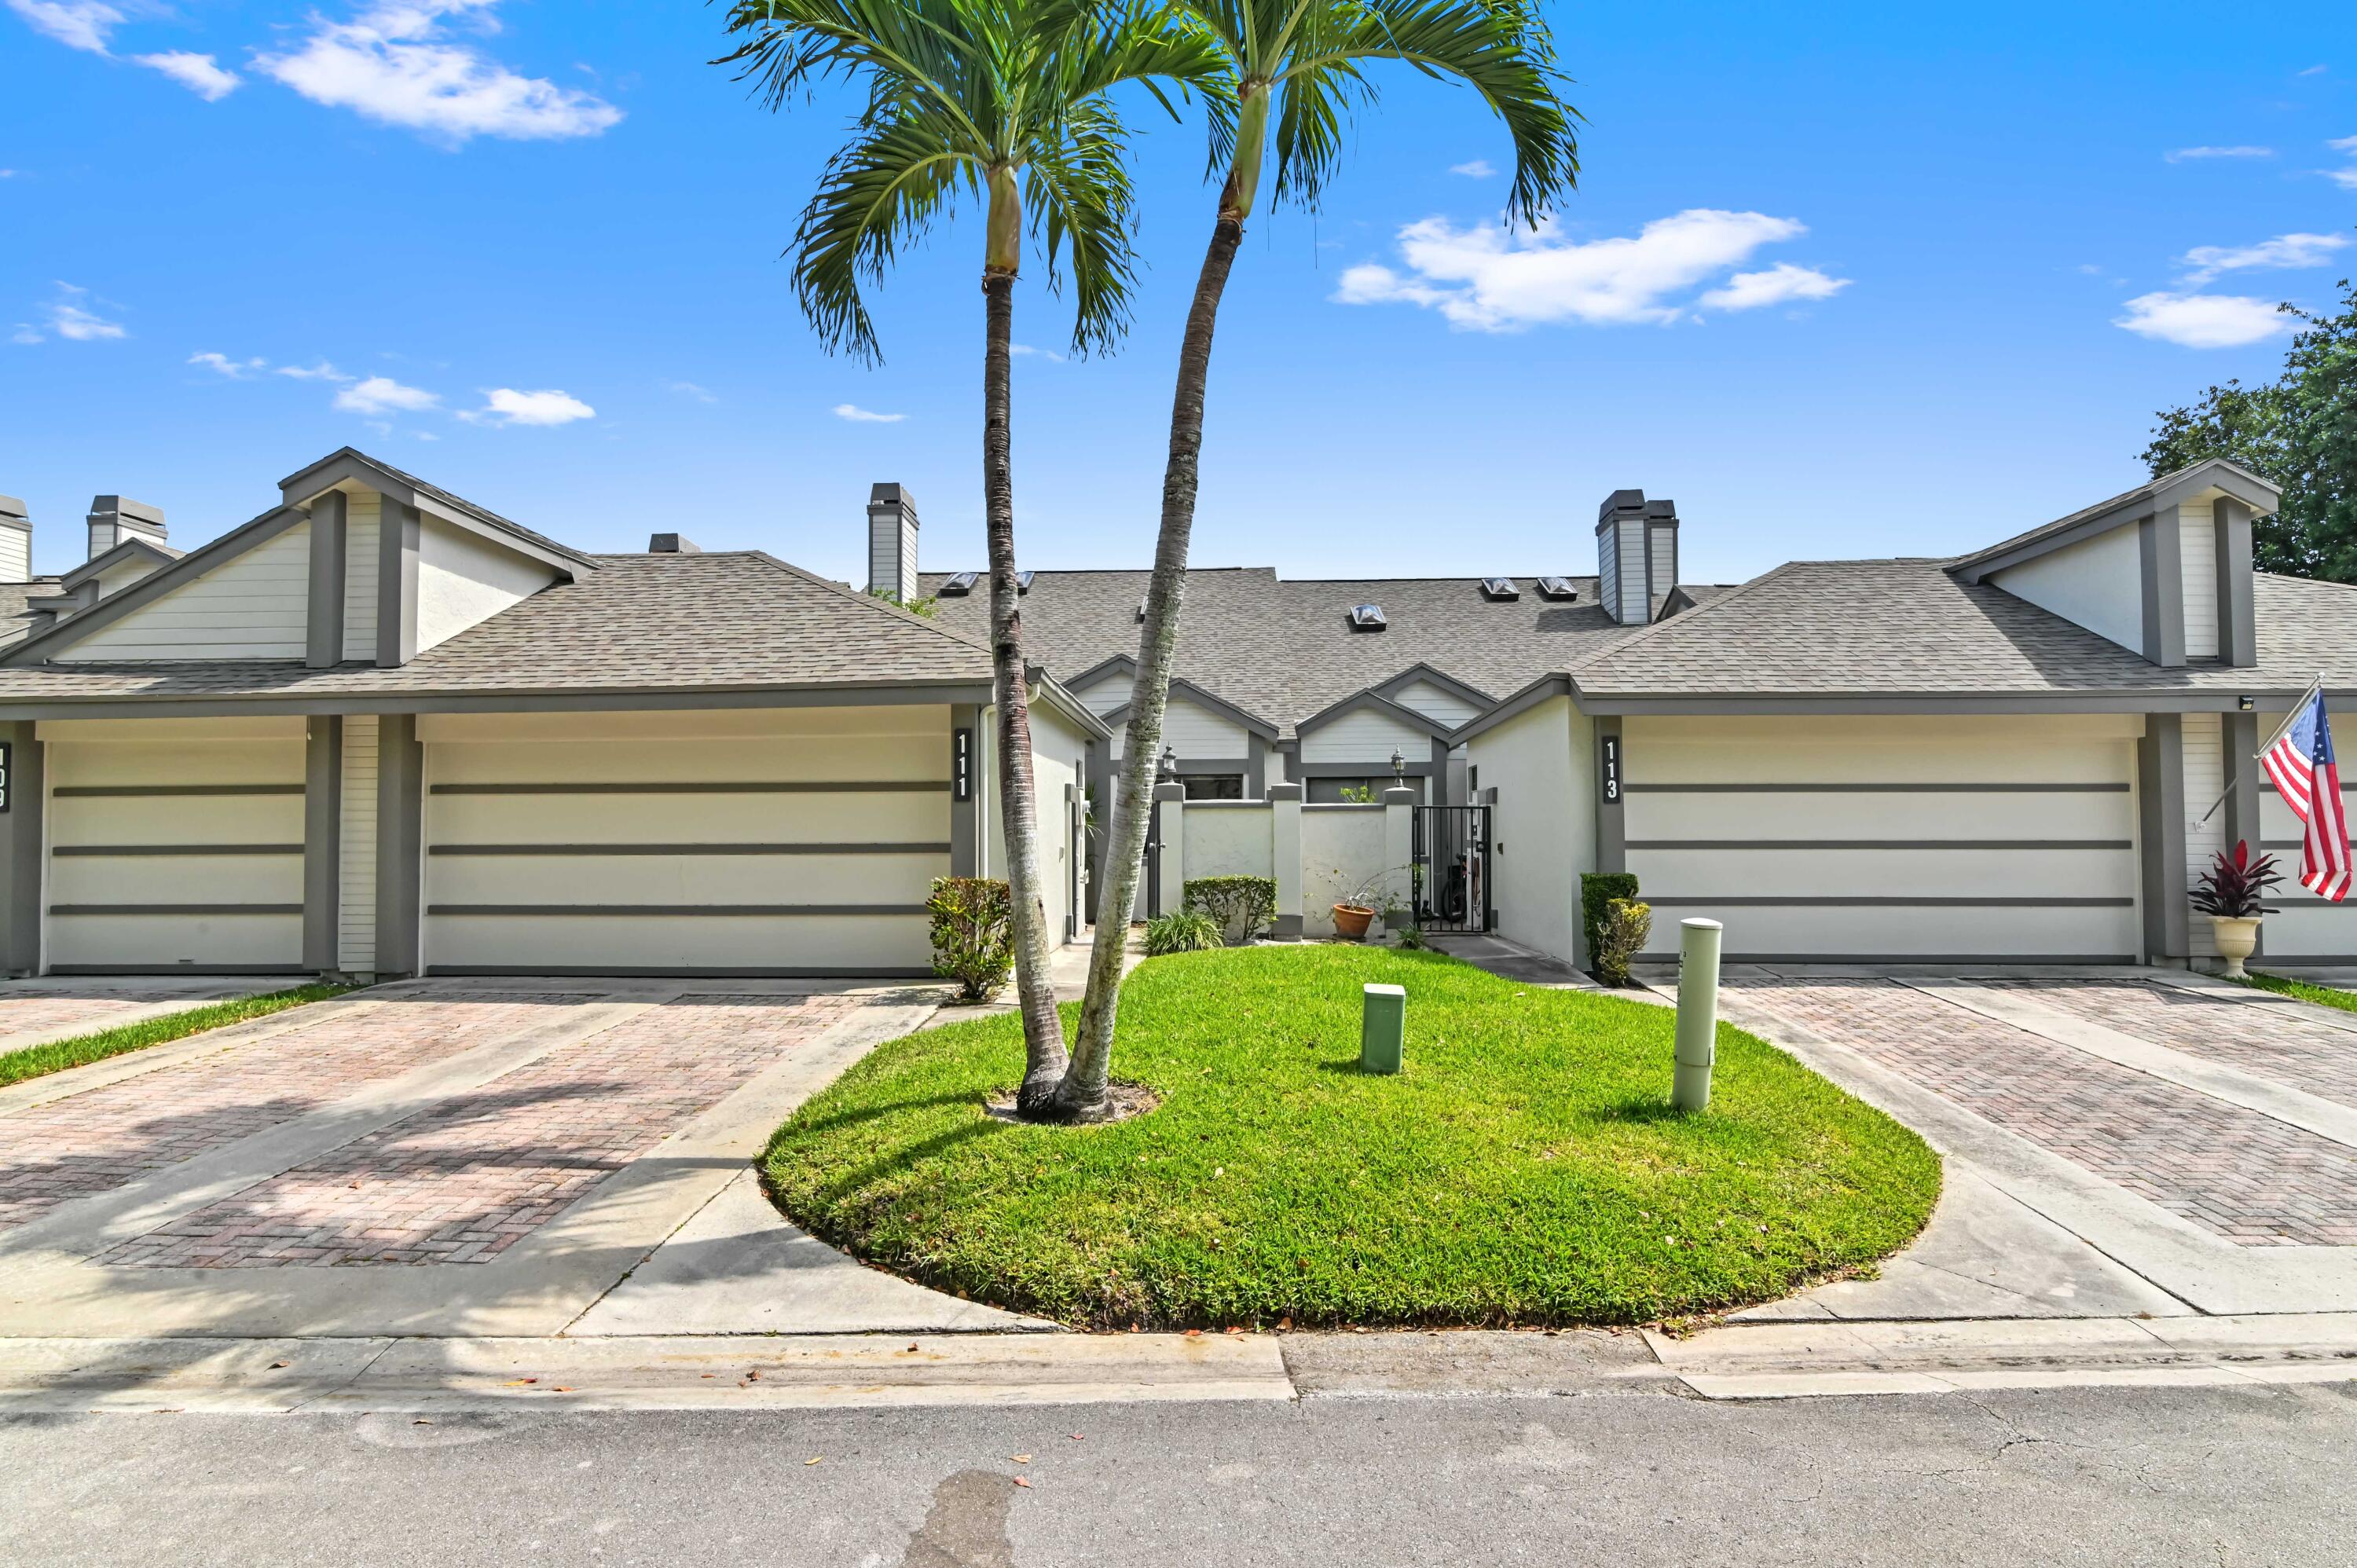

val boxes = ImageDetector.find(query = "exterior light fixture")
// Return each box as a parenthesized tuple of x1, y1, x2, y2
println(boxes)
(1159, 746, 1179, 781)
(2238, 694, 2256, 712)
(1390, 748, 1406, 779)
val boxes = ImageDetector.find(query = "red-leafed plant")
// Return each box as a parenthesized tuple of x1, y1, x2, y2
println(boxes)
(2190, 841, 2283, 918)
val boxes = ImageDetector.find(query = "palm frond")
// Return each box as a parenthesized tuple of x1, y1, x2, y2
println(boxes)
(792, 107, 976, 363)
(1025, 97, 1142, 357)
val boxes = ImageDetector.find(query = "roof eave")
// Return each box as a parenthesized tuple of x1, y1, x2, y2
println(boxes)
(1950, 460, 2282, 584)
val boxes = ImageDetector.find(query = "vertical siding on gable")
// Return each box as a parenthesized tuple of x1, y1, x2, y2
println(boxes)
(57, 521, 312, 661)
(414, 516, 557, 654)
(1597, 532, 1618, 623)
(1648, 526, 1677, 602)
(339, 716, 379, 971)
(1108, 695, 1247, 760)
(343, 494, 380, 662)
(1074, 674, 1130, 716)
(1301, 704, 1430, 764)
(1391, 679, 1483, 730)
(2181, 712, 2224, 956)
(1615, 517, 1648, 623)
(2180, 503, 2220, 660)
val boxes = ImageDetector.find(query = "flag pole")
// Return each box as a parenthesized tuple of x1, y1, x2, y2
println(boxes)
(2196, 675, 2325, 826)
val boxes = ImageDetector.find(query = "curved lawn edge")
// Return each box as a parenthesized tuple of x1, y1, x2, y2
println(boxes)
(763, 947, 1939, 1330)
(0, 984, 357, 1089)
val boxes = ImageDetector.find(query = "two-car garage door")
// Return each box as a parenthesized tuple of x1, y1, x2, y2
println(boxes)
(1622, 714, 2143, 963)
(417, 709, 949, 976)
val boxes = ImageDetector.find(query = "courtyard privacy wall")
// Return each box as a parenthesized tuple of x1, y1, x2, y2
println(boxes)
(1156, 784, 1409, 939)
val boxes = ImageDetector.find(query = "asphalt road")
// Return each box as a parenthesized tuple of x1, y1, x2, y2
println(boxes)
(8, 1383, 2355, 1566)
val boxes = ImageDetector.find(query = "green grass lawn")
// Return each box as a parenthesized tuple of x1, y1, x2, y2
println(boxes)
(2240, 971, 2357, 1014)
(763, 946, 1940, 1329)
(0, 984, 354, 1089)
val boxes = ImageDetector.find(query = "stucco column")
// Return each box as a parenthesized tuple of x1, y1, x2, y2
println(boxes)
(1154, 782, 1185, 916)
(302, 716, 342, 974)
(1384, 785, 1417, 930)
(306, 489, 346, 669)
(0, 720, 43, 977)
(948, 704, 982, 877)
(1594, 717, 1626, 874)
(2138, 713, 2190, 964)
(376, 712, 425, 977)
(1270, 782, 1303, 939)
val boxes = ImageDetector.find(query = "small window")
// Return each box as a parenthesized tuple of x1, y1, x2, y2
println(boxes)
(1016, 570, 1036, 593)
(1137, 595, 1147, 621)
(1349, 603, 1387, 631)
(1536, 576, 1578, 600)
(1480, 577, 1519, 601)
(939, 571, 977, 595)
(1180, 774, 1244, 800)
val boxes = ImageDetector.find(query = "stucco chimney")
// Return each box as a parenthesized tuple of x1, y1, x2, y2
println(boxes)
(1595, 489, 1679, 625)
(86, 495, 166, 561)
(866, 482, 918, 605)
(0, 495, 29, 584)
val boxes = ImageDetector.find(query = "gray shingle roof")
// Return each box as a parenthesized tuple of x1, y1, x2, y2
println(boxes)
(0, 552, 993, 702)
(921, 568, 1648, 738)
(1567, 559, 2357, 698)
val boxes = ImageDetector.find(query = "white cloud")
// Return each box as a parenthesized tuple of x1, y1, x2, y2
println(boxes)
(136, 50, 240, 100)
(8, 325, 41, 346)
(5, 0, 121, 53)
(2330, 136, 2357, 152)
(1007, 343, 1065, 362)
(333, 374, 439, 414)
(255, 0, 623, 145)
(1335, 208, 1836, 331)
(1697, 262, 1851, 311)
(2164, 145, 2274, 162)
(1448, 159, 1494, 179)
(461, 387, 595, 426)
(660, 379, 717, 402)
(275, 360, 353, 382)
(35, 284, 126, 341)
(2326, 169, 2357, 191)
(2299, 64, 2327, 77)
(189, 350, 266, 377)
(833, 403, 906, 423)
(2179, 231, 2349, 284)
(2116, 291, 2295, 349)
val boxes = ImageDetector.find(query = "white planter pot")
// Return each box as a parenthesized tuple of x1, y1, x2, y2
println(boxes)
(2210, 915, 2261, 980)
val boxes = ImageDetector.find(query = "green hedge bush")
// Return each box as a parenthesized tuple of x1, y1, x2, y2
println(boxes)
(927, 876, 1012, 1000)
(1184, 875, 1277, 944)
(1580, 871, 1639, 976)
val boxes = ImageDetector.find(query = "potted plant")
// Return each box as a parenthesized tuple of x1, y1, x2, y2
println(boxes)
(2189, 840, 2282, 979)
(1331, 867, 1403, 942)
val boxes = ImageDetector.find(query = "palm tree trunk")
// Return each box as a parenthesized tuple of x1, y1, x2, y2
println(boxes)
(982, 266, 1070, 1108)
(1050, 211, 1245, 1121)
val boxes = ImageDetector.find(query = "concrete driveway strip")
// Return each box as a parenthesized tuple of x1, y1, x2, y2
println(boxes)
(0, 991, 391, 1116)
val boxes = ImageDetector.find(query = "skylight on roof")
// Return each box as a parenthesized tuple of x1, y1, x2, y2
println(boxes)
(1349, 603, 1387, 631)
(1536, 577, 1578, 600)
(939, 571, 977, 595)
(1016, 571, 1036, 594)
(1480, 577, 1519, 601)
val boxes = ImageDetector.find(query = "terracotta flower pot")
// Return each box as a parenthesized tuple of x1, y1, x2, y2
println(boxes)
(1332, 903, 1375, 941)
(2210, 914, 2260, 980)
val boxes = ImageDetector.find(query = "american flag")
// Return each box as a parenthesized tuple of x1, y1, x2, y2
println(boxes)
(2260, 687, 2352, 902)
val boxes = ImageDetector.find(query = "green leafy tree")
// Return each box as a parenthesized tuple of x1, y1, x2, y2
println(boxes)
(718, 0, 1221, 1112)
(2145, 266, 2357, 580)
(1055, 0, 1582, 1120)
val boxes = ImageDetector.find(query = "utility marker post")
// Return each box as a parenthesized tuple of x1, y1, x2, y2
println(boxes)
(1672, 918, 1723, 1112)
(1360, 984, 1406, 1074)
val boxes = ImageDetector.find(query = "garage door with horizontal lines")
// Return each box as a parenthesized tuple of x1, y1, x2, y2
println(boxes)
(42, 717, 308, 974)
(1621, 713, 2143, 964)
(419, 709, 949, 977)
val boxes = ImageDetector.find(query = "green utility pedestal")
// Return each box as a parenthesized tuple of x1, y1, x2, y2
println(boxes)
(1360, 983, 1406, 1074)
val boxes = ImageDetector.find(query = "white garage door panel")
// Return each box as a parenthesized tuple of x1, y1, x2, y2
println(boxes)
(42, 728, 308, 973)
(2255, 782, 2357, 960)
(423, 913, 931, 973)
(427, 850, 948, 906)
(47, 913, 303, 969)
(427, 734, 940, 785)
(1627, 845, 2135, 902)
(1627, 789, 2134, 842)
(427, 789, 946, 846)
(1642, 904, 2139, 960)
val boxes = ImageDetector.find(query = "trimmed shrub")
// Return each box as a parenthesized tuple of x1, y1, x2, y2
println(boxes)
(1146, 910, 1224, 956)
(926, 877, 1012, 1001)
(1184, 875, 1277, 944)
(1594, 898, 1653, 988)
(1580, 871, 1639, 973)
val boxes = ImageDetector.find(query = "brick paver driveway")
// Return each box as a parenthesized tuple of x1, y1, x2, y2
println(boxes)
(1729, 973, 2357, 1249)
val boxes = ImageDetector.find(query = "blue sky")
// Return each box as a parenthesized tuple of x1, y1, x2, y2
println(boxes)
(2, 0, 2353, 589)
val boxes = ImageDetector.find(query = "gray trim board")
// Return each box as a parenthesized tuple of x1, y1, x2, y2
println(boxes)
(1949, 459, 2282, 582)
(428, 841, 952, 856)
(1293, 687, 1455, 745)
(1622, 781, 2129, 794)
(1638, 896, 2132, 908)
(376, 712, 423, 978)
(53, 784, 305, 798)
(56, 536, 181, 593)
(303, 714, 340, 972)
(378, 496, 420, 667)
(306, 489, 346, 669)
(51, 843, 304, 856)
(1372, 661, 1496, 712)
(425, 903, 929, 917)
(1247, 734, 1267, 798)
(1596, 716, 1625, 876)
(2219, 498, 2256, 666)
(1624, 838, 2134, 851)
(2139, 511, 2187, 667)
(0, 721, 42, 975)
(49, 903, 305, 916)
(0, 680, 1000, 723)
(427, 780, 951, 796)
(2139, 713, 2190, 962)
(1, 504, 310, 668)
(1569, 691, 2341, 717)
(48, 964, 310, 976)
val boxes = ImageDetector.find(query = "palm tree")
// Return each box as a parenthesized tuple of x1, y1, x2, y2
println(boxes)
(1053, 0, 1579, 1119)
(719, 0, 1222, 1111)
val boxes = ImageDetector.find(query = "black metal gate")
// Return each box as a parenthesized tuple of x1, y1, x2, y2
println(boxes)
(1142, 797, 1162, 920)
(1413, 805, 1492, 933)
